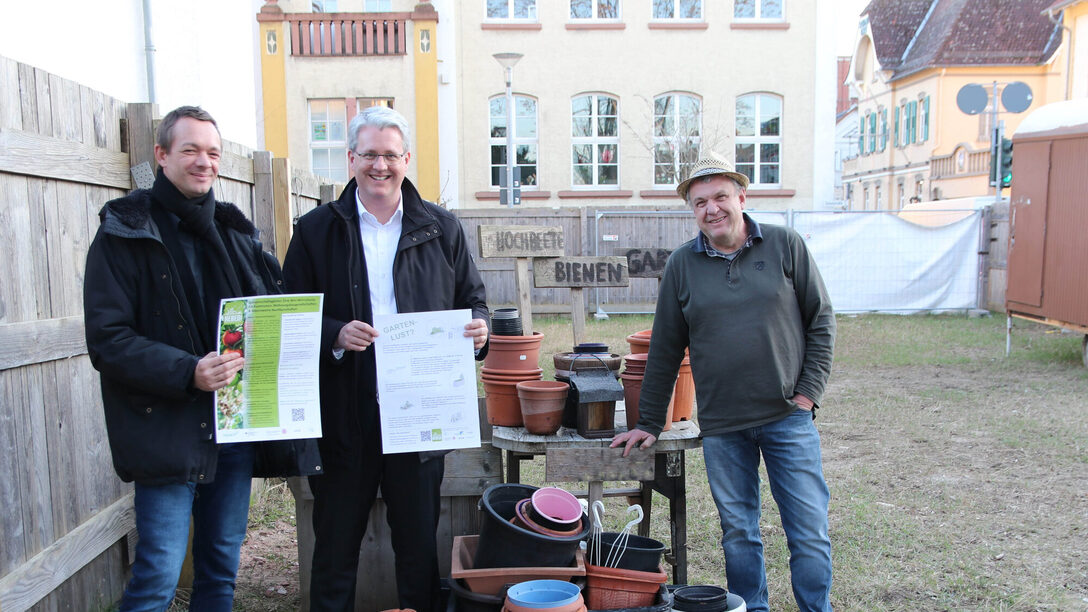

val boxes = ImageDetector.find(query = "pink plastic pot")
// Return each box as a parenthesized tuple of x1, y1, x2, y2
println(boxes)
(531, 487, 582, 525)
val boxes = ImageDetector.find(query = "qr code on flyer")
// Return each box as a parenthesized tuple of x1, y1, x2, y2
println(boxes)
(419, 430, 432, 442)
(291, 408, 305, 422)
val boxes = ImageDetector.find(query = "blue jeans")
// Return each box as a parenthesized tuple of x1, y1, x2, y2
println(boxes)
(121, 443, 254, 612)
(702, 409, 832, 612)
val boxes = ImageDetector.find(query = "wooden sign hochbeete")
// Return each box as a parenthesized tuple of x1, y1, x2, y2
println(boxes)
(477, 225, 565, 336)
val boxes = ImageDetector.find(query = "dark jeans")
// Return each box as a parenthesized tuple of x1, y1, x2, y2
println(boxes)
(121, 443, 254, 612)
(308, 448, 445, 612)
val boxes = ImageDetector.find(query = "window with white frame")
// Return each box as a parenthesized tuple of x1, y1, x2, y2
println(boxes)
(571, 0, 620, 19)
(571, 94, 619, 187)
(733, 0, 783, 20)
(487, 0, 537, 20)
(652, 0, 701, 20)
(490, 95, 539, 187)
(311, 0, 337, 12)
(365, 0, 391, 10)
(653, 93, 701, 186)
(735, 93, 781, 187)
(309, 99, 348, 182)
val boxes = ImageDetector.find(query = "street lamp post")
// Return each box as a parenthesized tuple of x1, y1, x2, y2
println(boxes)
(493, 52, 523, 208)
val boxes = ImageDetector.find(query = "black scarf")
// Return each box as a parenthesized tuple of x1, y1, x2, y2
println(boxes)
(150, 170, 245, 354)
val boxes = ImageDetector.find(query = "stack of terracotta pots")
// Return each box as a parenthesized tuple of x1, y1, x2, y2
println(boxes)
(623, 329, 695, 427)
(620, 354, 672, 432)
(482, 331, 545, 426)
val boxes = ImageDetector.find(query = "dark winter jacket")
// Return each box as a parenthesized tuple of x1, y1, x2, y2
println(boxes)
(84, 188, 322, 485)
(282, 177, 490, 470)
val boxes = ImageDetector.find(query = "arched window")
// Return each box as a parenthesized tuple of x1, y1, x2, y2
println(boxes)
(571, 93, 619, 187)
(489, 95, 539, 187)
(653, 92, 701, 186)
(735, 93, 782, 187)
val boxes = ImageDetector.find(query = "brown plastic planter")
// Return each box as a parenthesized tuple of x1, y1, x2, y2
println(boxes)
(450, 535, 586, 597)
(584, 562, 667, 610)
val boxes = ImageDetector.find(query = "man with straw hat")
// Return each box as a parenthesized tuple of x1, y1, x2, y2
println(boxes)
(612, 152, 836, 612)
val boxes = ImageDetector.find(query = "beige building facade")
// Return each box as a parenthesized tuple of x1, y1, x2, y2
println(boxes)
(452, 0, 835, 210)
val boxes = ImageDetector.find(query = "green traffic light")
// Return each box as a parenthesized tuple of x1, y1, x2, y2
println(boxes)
(999, 137, 1013, 188)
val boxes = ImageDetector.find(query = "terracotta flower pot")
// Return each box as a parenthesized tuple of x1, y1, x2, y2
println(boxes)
(552, 352, 622, 379)
(484, 379, 523, 426)
(672, 357, 694, 422)
(584, 562, 667, 610)
(625, 330, 652, 356)
(483, 332, 544, 371)
(620, 373, 672, 432)
(481, 367, 544, 384)
(517, 380, 569, 435)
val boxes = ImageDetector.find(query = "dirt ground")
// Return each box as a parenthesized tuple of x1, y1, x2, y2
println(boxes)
(235, 513, 301, 610)
(227, 316, 1088, 611)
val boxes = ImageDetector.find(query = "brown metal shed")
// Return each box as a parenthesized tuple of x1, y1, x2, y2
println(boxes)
(1005, 99, 1088, 366)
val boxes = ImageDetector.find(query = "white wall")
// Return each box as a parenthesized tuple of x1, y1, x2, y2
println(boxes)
(0, 0, 264, 148)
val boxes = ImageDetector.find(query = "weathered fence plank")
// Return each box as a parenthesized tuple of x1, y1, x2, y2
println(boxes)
(0, 55, 21, 130)
(0, 317, 86, 370)
(0, 493, 135, 612)
(0, 129, 130, 190)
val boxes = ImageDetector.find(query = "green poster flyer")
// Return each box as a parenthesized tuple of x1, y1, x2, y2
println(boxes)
(215, 293, 324, 443)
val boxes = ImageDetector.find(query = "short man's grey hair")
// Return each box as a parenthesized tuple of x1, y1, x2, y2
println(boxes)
(686, 174, 745, 206)
(348, 106, 411, 153)
(157, 106, 219, 151)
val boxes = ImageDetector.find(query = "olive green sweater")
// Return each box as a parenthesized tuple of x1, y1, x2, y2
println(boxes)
(637, 216, 835, 438)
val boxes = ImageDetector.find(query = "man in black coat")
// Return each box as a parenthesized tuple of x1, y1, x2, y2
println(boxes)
(283, 106, 490, 612)
(83, 106, 317, 611)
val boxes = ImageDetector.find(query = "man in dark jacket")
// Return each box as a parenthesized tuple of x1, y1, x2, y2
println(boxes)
(84, 106, 300, 611)
(283, 106, 490, 612)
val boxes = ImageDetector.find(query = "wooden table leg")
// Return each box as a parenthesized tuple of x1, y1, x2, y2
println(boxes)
(636, 482, 653, 538)
(651, 450, 688, 583)
(671, 450, 688, 585)
(588, 480, 604, 510)
(505, 450, 521, 483)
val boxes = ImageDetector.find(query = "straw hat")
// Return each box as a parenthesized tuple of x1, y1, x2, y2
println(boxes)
(675, 151, 750, 199)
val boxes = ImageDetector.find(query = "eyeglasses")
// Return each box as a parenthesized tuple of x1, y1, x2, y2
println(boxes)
(353, 151, 406, 164)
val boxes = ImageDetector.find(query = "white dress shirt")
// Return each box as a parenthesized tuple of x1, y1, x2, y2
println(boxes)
(356, 188, 402, 316)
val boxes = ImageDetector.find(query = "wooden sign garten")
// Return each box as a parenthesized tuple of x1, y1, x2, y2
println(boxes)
(534, 256, 629, 345)
(477, 225, 565, 336)
(478, 225, 564, 259)
(618, 247, 673, 279)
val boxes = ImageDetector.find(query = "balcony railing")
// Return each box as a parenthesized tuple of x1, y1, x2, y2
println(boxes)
(931, 149, 990, 179)
(286, 12, 410, 57)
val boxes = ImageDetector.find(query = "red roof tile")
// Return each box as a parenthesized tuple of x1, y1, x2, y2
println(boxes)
(864, 0, 1063, 80)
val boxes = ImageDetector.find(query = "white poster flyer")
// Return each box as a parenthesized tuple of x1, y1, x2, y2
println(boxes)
(373, 309, 482, 454)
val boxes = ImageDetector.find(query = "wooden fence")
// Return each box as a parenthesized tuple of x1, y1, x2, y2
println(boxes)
(0, 55, 336, 612)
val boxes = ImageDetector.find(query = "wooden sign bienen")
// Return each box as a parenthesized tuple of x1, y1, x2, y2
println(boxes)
(478, 225, 564, 259)
(533, 256, 629, 288)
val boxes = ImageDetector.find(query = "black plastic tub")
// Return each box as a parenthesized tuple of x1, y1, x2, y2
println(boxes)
(474, 483, 590, 569)
(589, 532, 666, 573)
(672, 585, 745, 611)
(448, 577, 504, 612)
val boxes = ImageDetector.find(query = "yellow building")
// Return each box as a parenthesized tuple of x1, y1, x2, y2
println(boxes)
(843, 0, 1072, 210)
(257, 0, 441, 199)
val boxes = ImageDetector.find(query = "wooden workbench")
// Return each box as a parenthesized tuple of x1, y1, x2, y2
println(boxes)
(492, 417, 701, 582)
